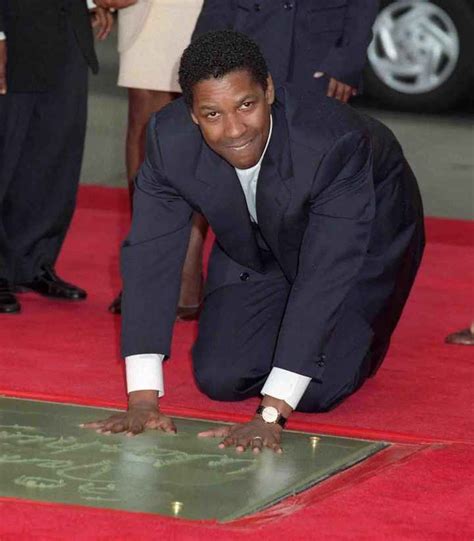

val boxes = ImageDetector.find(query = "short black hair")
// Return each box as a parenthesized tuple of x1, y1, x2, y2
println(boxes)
(179, 30, 268, 108)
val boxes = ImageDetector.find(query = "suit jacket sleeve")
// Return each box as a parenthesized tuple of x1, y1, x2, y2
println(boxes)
(272, 130, 375, 380)
(318, 0, 379, 87)
(192, 0, 235, 39)
(121, 114, 193, 358)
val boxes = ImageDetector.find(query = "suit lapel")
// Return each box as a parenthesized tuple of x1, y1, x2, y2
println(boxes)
(196, 140, 264, 272)
(256, 102, 292, 264)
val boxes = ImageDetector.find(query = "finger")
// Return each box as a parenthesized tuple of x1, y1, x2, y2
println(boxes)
(198, 426, 231, 438)
(103, 13, 114, 39)
(352, 88, 358, 96)
(80, 418, 112, 429)
(127, 420, 145, 436)
(159, 419, 177, 434)
(218, 436, 235, 449)
(100, 13, 112, 40)
(327, 78, 337, 98)
(94, 417, 125, 433)
(342, 86, 352, 103)
(109, 421, 128, 433)
(96, 13, 107, 40)
(269, 442, 283, 454)
(334, 82, 345, 102)
(251, 438, 264, 454)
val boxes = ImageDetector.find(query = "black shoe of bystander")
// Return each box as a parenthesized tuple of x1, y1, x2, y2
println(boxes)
(0, 278, 21, 313)
(17, 265, 87, 301)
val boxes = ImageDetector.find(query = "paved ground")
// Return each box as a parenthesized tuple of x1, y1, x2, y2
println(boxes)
(82, 33, 473, 220)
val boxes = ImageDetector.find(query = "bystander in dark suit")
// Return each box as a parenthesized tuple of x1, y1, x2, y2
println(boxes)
(193, 0, 379, 102)
(0, 0, 112, 313)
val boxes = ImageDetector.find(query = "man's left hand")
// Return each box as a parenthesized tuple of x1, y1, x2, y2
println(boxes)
(90, 7, 114, 40)
(327, 76, 357, 103)
(198, 418, 283, 454)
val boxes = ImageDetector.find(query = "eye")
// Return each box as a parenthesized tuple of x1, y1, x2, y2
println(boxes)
(206, 111, 220, 119)
(241, 101, 254, 109)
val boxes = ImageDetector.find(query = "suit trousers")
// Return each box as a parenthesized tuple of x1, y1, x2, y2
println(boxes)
(192, 245, 374, 413)
(0, 19, 88, 283)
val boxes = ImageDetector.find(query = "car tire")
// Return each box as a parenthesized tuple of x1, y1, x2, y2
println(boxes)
(364, 0, 474, 112)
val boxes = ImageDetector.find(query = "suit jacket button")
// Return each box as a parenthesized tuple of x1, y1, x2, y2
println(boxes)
(317, 360, 325, 367)
(284, 2, 294, 9)
(254, 3, 261, 11)
(240, 272, 250, 282)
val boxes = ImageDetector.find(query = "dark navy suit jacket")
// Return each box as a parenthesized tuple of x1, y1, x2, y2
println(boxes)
(0, 0, 97, 92)
(193, 0, 379, 88)
(121, 87, 424, 381)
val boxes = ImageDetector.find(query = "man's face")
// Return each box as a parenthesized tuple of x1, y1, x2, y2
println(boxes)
(191, 70, 275, 170)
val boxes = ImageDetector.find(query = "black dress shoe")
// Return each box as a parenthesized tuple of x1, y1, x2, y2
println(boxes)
(18, 265, 87, 301)
(0, 279, 21, 313)
(109, 291, 122, 314)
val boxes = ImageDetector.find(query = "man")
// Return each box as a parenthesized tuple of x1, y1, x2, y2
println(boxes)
(0, 1, 112, 313)
(193, 0, 379, 103)
(84, 31, 424, 453)
(102, 0, 380, 318)
(175, 0, 380, 321)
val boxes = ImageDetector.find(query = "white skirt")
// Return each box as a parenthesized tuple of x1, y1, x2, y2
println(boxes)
(118, 0, 204, 92)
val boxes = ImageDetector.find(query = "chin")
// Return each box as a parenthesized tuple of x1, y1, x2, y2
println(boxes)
(236, 155, 259, 170)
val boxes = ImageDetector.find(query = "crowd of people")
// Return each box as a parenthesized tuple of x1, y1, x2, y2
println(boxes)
(0, 1, 471, 449)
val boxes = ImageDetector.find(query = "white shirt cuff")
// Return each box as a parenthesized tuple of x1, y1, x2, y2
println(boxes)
(125, 353, 165, 396)
(0, 32, 6, 41)
(261, 367, 311, 410)
(87, 0, 96, 9)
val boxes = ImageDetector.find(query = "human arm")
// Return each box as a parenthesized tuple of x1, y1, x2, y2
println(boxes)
(318, 0, 379, 89)
(272, 130, 374, 379)
(83, 114, 193, 435)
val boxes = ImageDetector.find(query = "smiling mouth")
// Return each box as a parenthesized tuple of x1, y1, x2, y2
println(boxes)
(227, 138, 255, 151)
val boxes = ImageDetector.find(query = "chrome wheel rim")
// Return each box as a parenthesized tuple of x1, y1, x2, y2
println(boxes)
(368, 0, 460, 94)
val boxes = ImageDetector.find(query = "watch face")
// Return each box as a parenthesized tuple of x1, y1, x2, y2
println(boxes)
(262, 406, 279, 423)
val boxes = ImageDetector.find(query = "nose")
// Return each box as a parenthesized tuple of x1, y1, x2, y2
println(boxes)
(224, 113, 246, 142)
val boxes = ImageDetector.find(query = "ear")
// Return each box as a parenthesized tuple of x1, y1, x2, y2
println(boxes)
(190, 109, 199, 126)
(265, 74, 275, 105)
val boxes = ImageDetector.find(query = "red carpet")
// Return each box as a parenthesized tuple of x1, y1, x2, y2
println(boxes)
(0, 186, 473, 539)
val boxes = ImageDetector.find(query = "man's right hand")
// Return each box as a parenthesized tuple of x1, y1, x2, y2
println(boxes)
(0, 40, 7, 95)
(81, 390, 176, 436)
(93, 0, 137, 9)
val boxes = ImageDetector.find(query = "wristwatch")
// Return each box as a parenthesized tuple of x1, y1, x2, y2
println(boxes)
(256, 405, 287, 428)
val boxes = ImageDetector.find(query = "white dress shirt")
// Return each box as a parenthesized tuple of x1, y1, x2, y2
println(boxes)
(126, 115, 311, 410)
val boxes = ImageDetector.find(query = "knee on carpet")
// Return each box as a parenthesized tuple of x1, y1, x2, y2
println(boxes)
(192, 358, 259, 402)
